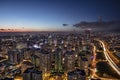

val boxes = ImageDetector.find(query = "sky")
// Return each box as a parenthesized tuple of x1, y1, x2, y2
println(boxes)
(0, 0, 120, 31)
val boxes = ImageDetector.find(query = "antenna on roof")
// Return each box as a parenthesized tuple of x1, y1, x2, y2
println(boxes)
(98, 16, 102, 22)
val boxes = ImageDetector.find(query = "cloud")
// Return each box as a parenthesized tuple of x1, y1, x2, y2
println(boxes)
(0, 29, 5, 31)
(0, 29, 15, 31)
(73, 21, 120, 31)
(63, 24, 68, 27)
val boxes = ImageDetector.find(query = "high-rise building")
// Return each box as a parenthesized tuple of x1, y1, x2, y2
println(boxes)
(31, 54, 40, 68)
(19, 48, 24, 62)
(39, 49, 51, 73)
(54, 48, 63, 72)
(0, 78, 14, 80)
(48, 34, 52, 45)
(23, 69, 31, 80)
(8, 49, 20, 64)
(21, 61, 34, 73)
(67, 69, 86, 80)
(24, 48, 33, 59)
(78, 55, 88, 70)
(31, 48, 51, 73)
(64, 51, 75, 72)
(98, 16, 102, 23)
(23, 67, 42, 80)
(85, 29, 91, 43)
(31, 69, 42, 80)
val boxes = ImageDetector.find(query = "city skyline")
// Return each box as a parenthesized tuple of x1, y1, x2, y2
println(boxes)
(0, 0, 120, 79)
(0, 31, 120, 80)
(0, 0, 120, 31)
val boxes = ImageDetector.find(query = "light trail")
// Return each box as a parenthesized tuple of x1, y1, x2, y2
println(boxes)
(91, 45, 97, 78)
(98, 40, 120, 76)
(90, 44, 112, 80)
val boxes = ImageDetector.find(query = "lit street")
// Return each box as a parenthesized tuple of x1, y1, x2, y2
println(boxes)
(98, 40, 120, 76)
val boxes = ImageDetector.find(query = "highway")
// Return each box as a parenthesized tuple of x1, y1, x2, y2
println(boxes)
(90, 44, 116, 80)
(98, 40, 120, 76)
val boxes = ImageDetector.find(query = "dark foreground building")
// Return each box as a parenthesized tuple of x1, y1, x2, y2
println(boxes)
(23, 67, 42, 80)
(67, 69, 86, 80)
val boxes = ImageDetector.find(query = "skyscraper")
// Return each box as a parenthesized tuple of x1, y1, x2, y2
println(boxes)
(78, 54, 88, 70)
(39, 49, 51, 73)
(31, 54, 40, 68)
(54, 48, 63, 72)
(8, 49, 20, 64)
(67, 69, 86, 80)
(85, 29, 91, 43)
(23, 67, 42, 80)
(64, 51, 75, 72)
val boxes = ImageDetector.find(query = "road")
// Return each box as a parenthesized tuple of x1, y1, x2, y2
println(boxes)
(91, 45, 97, 78)
(98, 40, 120, 76)
(0, 59, 7, 63)
(90, 42, 120, 80)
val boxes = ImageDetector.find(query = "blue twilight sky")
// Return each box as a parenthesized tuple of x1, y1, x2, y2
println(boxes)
(0, 0, 120, 31)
